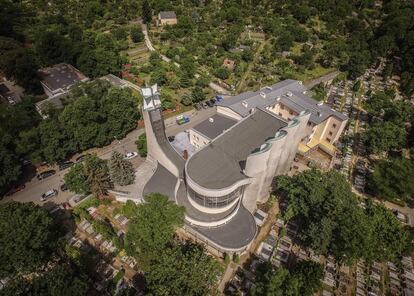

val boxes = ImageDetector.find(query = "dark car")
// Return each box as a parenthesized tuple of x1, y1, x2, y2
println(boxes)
(58, 161, 74, 171)
(209, 98, 216, 105)
(5, 185, 26, 196)
(206, 100, 214, 107)
(75, 155, 86, 162)
(168, 136, 175, 142)
(37, 170, 56, 180)
(193, 103, 202, 111)
(60, 183, 68, 192)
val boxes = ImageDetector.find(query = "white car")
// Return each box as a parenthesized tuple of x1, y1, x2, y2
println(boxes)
(40, 189, 58, 202)
(124, 152, 138, 160)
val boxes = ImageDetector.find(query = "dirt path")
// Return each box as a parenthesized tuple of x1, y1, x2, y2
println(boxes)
(236, 40, 268, 93)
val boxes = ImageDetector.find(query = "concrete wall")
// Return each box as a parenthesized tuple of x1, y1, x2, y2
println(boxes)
(285, 111, 311, 168)
(143, 108, 180, 177)
(319, 116, 347, 144)
(276, 119, 301, 174)
(258, 130, 288, 202)
(268, 103, 299, 121)
(217, 106, 243, 121)
(189, 129, 210, 149)
(243, 143, 273, 212)
(158, 18, 177, 26)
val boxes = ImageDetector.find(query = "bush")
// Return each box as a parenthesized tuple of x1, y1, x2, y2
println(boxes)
(214, 67, 230, 80)
(130, 27, 144, 43)
(233, 254, 240, 263)
(224, 253, 230, 264)
(181, 95, 193, 106)
(136, 133, 147, 157)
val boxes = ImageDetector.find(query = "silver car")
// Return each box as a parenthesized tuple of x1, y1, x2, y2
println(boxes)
(40, 189, 58, 202)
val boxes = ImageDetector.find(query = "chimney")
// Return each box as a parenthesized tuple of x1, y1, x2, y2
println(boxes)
(209, 117, 214, 123)
(242, 100, 248, 108)
(260, 91, 266, 99)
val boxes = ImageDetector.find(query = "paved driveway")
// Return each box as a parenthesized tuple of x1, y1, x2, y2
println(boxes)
(1, 107, 216, 206)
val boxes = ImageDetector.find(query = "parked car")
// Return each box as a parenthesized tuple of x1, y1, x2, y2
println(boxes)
(202, 102, 209, 109)
(168, 136, 175, 142)
(209, 98, 216, 105)
(193, 103, 202, 110)
(60, 183, 68, 192)
(5, 185, 26, 196)
(58, 161, 74, 171)
(206, 100, 214, 107)
(75, 154, 86, 162)
(215, 95, 223, 102)
(37, 170, 56, 180)
(176, 115, 190, 125)
(40, 189, 58, 202)
(124, 152, 138, 160)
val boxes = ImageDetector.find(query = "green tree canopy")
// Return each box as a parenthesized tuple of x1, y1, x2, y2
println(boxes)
(145, 242, 221, 296)
(367, 157, 414, 202)
(83, 154, 112, 196)
(109, 151, 135, 186)
(0, 264, 89, 296)
(276, 169, 412, 264)
(142, 0, 152, 24)
(125, 193, 184, 262)
(364, 121, 407, 154)
(130, 27, 144, 43)
(0, 202, 60, 277)
(251, 261, 323, 296)
(64, 163, 91, 195)
(135, 133, 147, 157)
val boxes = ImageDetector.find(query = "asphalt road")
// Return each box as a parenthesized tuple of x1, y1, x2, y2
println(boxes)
(1, 107, 215, 206)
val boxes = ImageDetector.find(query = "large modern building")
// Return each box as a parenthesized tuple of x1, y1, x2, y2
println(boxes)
(139, 83, 317, 255)
(216, 79, 348, 156)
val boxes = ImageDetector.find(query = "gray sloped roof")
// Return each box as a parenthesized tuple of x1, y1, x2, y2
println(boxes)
(159, 11, 177, 19)
(39, 63, 87, 92)
(191, 204, 257, 249)
(191, 114, 237, 140)
(186, 108, 287, 189)
(217, 79, 348, 124)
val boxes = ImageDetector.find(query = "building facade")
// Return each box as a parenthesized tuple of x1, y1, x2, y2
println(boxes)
(140, 84, 312, 255)
(216, 80, 348, 156)
(157, 11, 177, 26)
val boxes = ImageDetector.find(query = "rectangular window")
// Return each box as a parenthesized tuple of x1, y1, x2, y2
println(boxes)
(333, 123, 337, 128)
(307, 122, 312, 126)
(289, 111, 293, 115)
(326, 137, 331, 142)
(280, 105, 284, 110)
(329, 131, 333, 136)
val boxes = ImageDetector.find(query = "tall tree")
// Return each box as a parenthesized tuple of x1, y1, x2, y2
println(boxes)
(64, 163, 91, 195)
(125, 193, 184, 262)
(276, 169, 412, 264)
(1, 264, 89, 296)
(251, 261, 323, 296)
(83, 155, 112, 196)
(367, 158, 414, 202)
(109, 151, 135, 186)
(0, 202, 59, 277)
(0, 135, 21, 192)
(145, 242, 221, 296)
(364, 121, 407, 154)
(142, 0, 152, 25)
